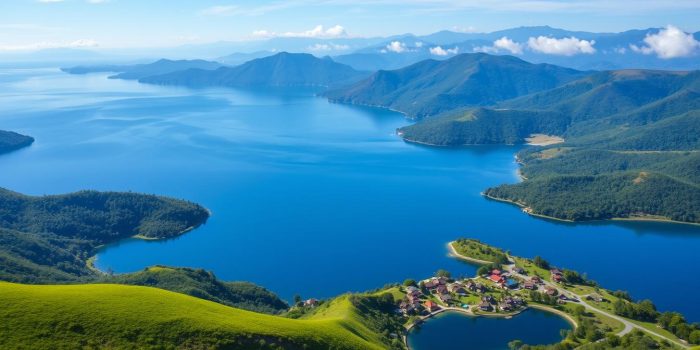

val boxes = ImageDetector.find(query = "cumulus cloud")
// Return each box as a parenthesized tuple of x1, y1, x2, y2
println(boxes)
(252, 25, 347, 39)
(527, 36, 596, 56)
(385, 41, 407, 53)
(429, 45, 459, 56)
(307, 43, 350, 52)
(630, 25, 700, 59)
(474, 36, 523, 55)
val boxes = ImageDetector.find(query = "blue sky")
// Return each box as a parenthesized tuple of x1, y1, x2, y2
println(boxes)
(1, 0, 699, 50)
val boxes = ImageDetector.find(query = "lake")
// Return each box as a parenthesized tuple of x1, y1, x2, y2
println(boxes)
(0, 68, 699, 321)
(407, 309, 572, 350)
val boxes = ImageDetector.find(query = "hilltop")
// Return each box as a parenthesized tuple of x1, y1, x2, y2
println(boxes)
(325, 53, 588, 118)
(140, 52, 368, 88)
(0, 130, 34, 155)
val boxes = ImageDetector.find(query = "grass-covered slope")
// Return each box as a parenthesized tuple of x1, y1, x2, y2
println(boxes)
(140, 52, 367, 88)
(0, 188, 209, 282)
(0, 130, 34, 155)
(107, 266, 289, 314)
(0, 282, 387, 350)
(326, 53, 587, 118)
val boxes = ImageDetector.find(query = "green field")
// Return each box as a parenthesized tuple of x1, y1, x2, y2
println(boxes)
(0, 282, 390, 350)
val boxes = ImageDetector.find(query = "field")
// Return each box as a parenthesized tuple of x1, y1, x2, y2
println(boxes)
(0, 282, 387, 350)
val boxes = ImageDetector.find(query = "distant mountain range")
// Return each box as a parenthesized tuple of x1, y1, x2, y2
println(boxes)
(325, 53, 588, 118)
(61, 59, 223, 80)
(139, 52, 368, 88)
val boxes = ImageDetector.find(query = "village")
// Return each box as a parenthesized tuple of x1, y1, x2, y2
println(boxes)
(396, 265, 575, 319)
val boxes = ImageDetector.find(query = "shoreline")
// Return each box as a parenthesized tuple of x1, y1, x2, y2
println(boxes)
(86, 208, 212, 274)
(446, 242, 494, 265)
(482, 192, 700, 227)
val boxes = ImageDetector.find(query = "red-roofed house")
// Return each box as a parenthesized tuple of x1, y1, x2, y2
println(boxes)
(424, 300, 439, 312)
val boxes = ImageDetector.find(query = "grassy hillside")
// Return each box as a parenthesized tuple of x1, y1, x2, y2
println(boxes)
(326, 53, 587, 118)
(0, 282, 391, 350)
(0, 130, 34, 155)
(107, 266, 289, 314)
(0, 188, 209, 282)
(141, 52, 367, 88)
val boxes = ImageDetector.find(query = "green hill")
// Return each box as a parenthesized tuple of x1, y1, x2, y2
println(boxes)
(325, 53, 587, 118)
(0, 188, 209, 282)
(0, 130, 34, 155)
(0, 282, 397, 350)
(140, 52, 367, 88)
(106, 266, 289, 314)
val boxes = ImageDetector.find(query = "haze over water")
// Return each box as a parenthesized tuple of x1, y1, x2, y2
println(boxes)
(1, 68, 698, 321)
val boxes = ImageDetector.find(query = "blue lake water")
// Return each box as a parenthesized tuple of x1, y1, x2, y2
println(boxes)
(407, 309, 572, 350)
(0, 68, 699, 322)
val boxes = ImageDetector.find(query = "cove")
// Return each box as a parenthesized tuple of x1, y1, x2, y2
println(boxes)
(407, 309, 572, 350)
(0, 68, 698, 321)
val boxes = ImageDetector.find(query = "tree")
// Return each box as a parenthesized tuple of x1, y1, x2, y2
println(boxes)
(533, 256, 549, 270)
(403, 279, 417, 287)
(508, 339, 523, 350)
(293, 294, 302, 306)
(689, 330, 700, 345)
(436, 269, 451, 278)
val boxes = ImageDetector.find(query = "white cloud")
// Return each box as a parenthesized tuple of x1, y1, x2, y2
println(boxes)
(527, 36, 596, 56)
(307, 43, 350, 51)
(429, 45, 459, 56)
(385, 41, 407, 53)
(0, 39, 99, 52)
(473, 37, 523, 55)
(251, 25, 348, 39)
(415, 41, 424, 48)
(629, 25, 700, 59)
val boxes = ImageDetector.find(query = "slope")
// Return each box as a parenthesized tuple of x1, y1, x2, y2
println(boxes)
(0, 282, 387, 350)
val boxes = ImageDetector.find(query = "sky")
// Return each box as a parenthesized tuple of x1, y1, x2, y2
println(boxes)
(1, 0, 700, 51)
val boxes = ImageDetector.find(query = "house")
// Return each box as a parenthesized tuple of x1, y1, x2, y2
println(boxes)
(478, 301, 493, 311)
(438, 293, 453, 303)
(482, 295, 495, 304)
(499, 302, 513, 312)
(531, 276, 542, 284)
(544, 286, 558, 296)
(587, 294, 604, 302)
(424, 300, 439, 312)
(447, 283, 467, 295)
(523, 281, 536, 290)
(489, 274, 505, 284)
(552, 273, 563, 283)
(513, 267, 525, 274)
(491, 269, 502, 276)
(304, 298, 319, 307)
(435, 284, 449, 295)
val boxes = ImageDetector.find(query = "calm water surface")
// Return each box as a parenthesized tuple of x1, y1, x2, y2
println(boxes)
(0, 68, 699, 321)
(408, 309, 572, 350)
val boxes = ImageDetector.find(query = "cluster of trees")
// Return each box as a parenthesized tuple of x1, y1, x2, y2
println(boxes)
(533, 256, 550, 269)
(477, 263, 503, 276)
(612, 299, 658, 322)
(348, 293, 407, 350)
(577, 330, 673, 350)
(528, 290, 558, 306)
(657, 312, 700, 345)
(108, 267, 288, 314)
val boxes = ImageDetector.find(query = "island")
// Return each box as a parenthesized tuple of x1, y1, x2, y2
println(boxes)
(0, 130, 34, 155)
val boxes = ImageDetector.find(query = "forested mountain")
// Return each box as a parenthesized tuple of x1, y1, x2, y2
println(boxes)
(0, 188, 209, 282)
(61, 59, 223, 80)
(140, 52, 368, 88)
(0, 130, 34, 155)
(325, 53, 587, 118)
